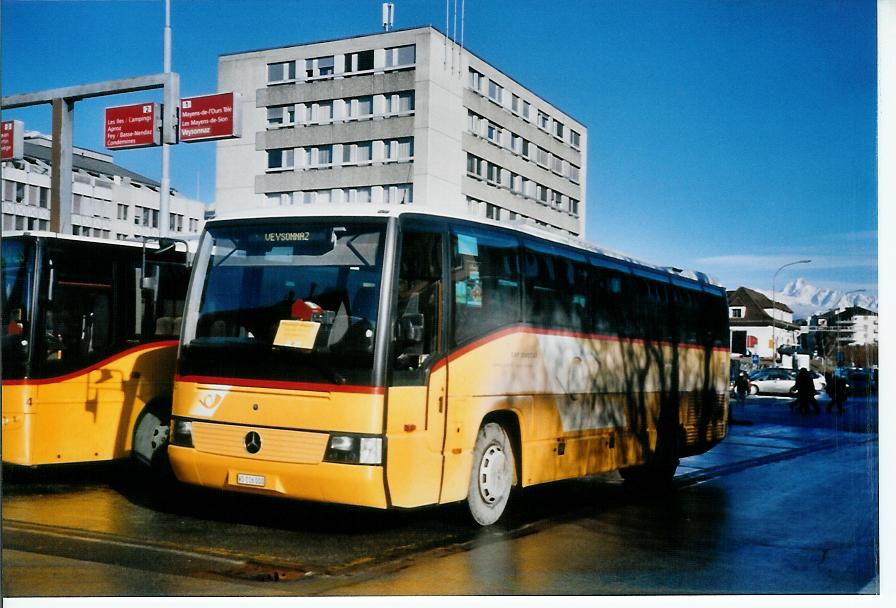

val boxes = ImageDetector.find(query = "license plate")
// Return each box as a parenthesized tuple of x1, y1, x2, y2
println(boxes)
(236, 473, 265, 487)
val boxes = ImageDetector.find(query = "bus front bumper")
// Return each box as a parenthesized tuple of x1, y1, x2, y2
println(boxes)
(168, 445, 389, 509)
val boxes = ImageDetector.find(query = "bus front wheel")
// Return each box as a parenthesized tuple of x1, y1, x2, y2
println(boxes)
(132, 406, 170, 474)
(467, 422, 515, 526)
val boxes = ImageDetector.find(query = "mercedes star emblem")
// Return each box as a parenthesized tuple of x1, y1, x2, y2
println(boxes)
(244, 431, 262, 454)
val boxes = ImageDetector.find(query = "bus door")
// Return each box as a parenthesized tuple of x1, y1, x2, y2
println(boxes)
(386, 222, 447, 508)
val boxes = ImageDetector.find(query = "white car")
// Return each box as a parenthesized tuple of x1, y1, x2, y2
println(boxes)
(747, 368, 826, 396)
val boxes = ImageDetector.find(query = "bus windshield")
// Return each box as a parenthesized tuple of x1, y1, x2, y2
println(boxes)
(180, 220, 387, 387)
(1, 238, 35, 378)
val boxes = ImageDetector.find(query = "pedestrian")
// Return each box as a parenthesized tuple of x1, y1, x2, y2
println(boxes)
(794, 367, 819, 415)
(827, 373, 848, 413)
(734, 371, 749, 407)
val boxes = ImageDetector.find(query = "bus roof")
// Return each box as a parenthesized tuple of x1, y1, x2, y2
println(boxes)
(1, 231, 197, 253)
(206, 206, 724, 289)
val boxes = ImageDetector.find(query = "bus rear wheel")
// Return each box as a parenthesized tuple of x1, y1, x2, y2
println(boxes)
(467, 422, 515, 526)
(619, 457, 679, 490)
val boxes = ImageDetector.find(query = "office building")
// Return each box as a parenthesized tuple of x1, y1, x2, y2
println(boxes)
(1, 134, 205, 240)
(216, 26, 587, 236)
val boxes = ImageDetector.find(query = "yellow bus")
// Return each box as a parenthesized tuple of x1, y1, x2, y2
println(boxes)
(169, 209, 729, 524)
(2, 232, 190, 470)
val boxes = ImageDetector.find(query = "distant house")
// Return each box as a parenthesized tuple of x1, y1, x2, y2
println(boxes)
(727, 287, 801, 359)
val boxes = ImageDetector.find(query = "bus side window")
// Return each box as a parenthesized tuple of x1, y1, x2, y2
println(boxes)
(138, 261, 190, 339)
(392, 228, 443, 385)
(450, 227, 520, 347)
(42, 251, 114, 373)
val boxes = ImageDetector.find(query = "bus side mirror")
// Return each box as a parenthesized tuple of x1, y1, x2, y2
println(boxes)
(397, 313, 424, 344)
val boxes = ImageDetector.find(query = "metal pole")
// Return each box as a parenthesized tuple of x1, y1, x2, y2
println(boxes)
(771, 259, 811, 364)
(50, 98, 74, 235)
(160, 0, 172, 237)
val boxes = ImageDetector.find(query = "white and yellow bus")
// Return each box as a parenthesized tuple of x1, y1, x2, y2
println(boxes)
(2, 232, 190, 470)
(169, 208, 729, 524)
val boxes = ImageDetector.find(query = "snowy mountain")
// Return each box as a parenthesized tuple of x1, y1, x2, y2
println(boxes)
(755, 278, 878, 321)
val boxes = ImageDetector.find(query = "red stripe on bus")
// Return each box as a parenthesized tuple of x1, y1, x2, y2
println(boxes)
(2, 340, 179, 386)
(174, 374, 385, 396)
(430, 325, 729, 373)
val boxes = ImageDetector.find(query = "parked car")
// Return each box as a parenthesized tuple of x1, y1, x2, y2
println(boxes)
(747, 368, 796, 395)
(846, 368, 874, 396)
(746, 368, 826, 396)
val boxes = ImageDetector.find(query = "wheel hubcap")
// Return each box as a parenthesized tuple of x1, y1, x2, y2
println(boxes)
(478, 444, 508, 504)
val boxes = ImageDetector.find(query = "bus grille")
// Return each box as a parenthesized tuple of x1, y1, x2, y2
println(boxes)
(191, 421, 329, 464)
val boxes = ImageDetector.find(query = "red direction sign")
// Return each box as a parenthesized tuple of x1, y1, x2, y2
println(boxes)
(179, 92, 241, 142)
(104, 103, 160, 149)
(1, 120, 24, 161)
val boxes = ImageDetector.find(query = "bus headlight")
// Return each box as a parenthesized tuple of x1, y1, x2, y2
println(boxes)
(324, 434, 382, 465)
(170, 418, 194, 448)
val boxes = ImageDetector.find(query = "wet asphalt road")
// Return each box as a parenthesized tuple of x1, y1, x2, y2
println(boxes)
(1, 394, 879, 597)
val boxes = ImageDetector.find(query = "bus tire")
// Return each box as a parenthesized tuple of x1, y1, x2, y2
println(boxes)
(467, 422, 515, 526)
(619, 457, 679, 490)
(132, 403, 171, 475)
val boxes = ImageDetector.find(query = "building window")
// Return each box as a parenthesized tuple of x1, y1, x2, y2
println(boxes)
(469, 68, 484, 93)
(511, 94, 521, 114)
(552, 191, 563, 209)
(731, 308, 744, 318)
(467, 154, 483, 178)
(551, 154, 564, 175)
(267, 105, 296, 128)
(344, 49, 375, 73)
(537, 110, 549, 131)
(487, 80, 503, 104)
(305, 56, 335, 79)
(267, 148, 295, 171)
(15, 182, 25, 204)
(486, 121, 501, 144)
(485, 204, 500, 220)
(486, 162, 500, 184)
(522, 100, 531, 121)
(169, 213, 184, 233)
(536, 147, 549, 167)
(389, 183, 413, 204)
(310, 100, 333, 124)
(536, 185, 548, 204)
(570, 129, 581, 149)
(354, 95, 373, 119)
(386, 90, 415, 114)
(568, 164, 580, 184)
(385, 137, 414, 162)
(510, 133, 522, 154)
(117, 203, 128, 220)
(553, 120, 564, 139)
(267, 61, 296, 83)
(385, 45, 415, 68)
(38, 187, 49, 208)
(189, 218, 199, 232)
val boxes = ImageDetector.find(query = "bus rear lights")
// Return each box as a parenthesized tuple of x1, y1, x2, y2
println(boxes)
(170, 419, 194, 448)
(324, 434, 382, 465)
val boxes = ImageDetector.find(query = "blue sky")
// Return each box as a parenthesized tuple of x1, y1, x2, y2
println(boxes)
(1, 0, 878, 296)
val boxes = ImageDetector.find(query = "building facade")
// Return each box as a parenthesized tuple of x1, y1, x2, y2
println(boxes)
(1, 135, 205, 240)
(216, 26, 587, 236)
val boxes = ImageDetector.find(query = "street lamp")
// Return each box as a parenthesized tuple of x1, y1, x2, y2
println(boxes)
(771, 259, 811, 363)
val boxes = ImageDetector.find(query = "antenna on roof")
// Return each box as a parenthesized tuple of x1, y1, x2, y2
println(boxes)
(382, 2, 394, 31)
